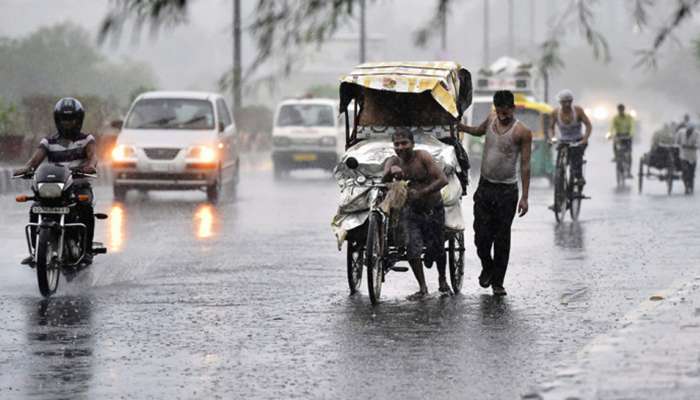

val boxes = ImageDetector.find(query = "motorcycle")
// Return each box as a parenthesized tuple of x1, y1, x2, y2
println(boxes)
(14, 163, 107, 297)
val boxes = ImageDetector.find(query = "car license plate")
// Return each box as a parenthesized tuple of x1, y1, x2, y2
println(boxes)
(293, 153, 317, 162)
(32, 206, 69, 214)
(151, 163, 172, 172)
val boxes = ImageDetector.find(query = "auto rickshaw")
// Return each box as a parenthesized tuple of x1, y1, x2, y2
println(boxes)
(331, 61, 472, 305)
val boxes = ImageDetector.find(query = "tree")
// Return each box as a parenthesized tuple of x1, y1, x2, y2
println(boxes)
(98, 0, 700, 79)
(0, 23, 155, 106)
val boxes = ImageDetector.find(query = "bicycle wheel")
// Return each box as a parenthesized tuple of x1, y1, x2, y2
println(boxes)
(448, 231, 465, 294)
(553, 151, 568, 223)
(570, 184, 582, 221)
(365, 212, 384, 305)
(36, 228, 59, 298)
(638, 158, 644, 194)
(616, 155, 626, 188)
(346, 241, 363, 294)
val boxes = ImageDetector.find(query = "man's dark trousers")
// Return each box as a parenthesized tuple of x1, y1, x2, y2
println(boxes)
(473, 179, 518, 287)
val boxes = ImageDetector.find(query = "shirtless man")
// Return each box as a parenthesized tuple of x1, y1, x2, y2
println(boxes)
(383, 129, 449, 299)
(458, 90, 532, 296)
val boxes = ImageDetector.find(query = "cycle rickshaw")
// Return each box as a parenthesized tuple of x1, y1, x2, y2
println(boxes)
(638, 144, 682, 195)
(331, 62, 472, 305)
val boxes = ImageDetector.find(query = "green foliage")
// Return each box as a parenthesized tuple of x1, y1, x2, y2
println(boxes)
(0, 98, 23, 136)
(20, 95, 121, 139)
(0, 23, 155, 106)
(129, 84, 158, 104)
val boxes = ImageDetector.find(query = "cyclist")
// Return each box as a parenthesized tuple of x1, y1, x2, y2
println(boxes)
(547, 89, 592, 186)
(610, 103, 635, 178)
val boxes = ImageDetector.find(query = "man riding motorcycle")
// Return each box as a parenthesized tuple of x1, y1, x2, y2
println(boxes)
(14, 97, 98, 267)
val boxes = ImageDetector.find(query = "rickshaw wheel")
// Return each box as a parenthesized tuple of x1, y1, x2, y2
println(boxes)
(448, 231, 465, 294)
(346, 241, 364, 295)
(365, 212, 384, 305)
(638, 158, 644, 194)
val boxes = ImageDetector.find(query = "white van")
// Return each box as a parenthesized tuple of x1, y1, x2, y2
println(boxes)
(111, 91, 239, 203)
(271, 98, 345, 178)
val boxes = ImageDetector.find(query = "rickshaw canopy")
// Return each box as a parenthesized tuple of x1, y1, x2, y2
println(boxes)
(340, 61, 472, 123)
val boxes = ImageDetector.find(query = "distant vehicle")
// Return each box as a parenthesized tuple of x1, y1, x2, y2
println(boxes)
(111, 91, 240, 203)
(463, 95, 492, 163)
(271, 98, 346, 178)
(465, 57, 538, 167)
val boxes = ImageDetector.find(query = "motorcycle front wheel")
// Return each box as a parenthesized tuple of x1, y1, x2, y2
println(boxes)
(36, 228, 59, 297)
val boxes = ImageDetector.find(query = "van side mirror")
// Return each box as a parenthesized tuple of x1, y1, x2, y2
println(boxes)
(218, 121, 225, 133)
(110, 119, 124, 130)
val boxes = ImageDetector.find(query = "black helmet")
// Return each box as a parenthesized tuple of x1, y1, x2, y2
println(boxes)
(54, 97, 84, 139)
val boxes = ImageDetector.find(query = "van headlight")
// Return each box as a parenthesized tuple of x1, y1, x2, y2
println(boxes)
(187, 145, 217, 163)
(112, 145, 136, 162)
(37, 183, 64, 198)
(319, 136, 336, 146)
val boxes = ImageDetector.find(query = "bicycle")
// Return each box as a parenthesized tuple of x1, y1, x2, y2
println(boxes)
(614, 136, 632, 188)
(551, 139, 589, 223)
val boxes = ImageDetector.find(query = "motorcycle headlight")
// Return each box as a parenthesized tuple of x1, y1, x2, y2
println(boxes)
(187, 145, 217, 163)
(319, 136, 336, 146)
(37, 182, 64, 198)
(112, 145, 136, 162)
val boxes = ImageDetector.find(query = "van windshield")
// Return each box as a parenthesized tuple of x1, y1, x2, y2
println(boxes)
(125, 99, 215, 130)
(276, 104, 335, 127)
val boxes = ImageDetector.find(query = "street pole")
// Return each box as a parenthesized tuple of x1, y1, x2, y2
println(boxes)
(441, 5, 447, 54)
(359, 0, 366, 63)
(232, 0, 242, 117)
(483, 0, 490, 67)
(508, 0, 514, 55)
(530, 0, 535, 46)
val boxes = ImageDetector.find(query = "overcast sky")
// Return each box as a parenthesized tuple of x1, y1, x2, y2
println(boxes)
(1, 0, 698, 123)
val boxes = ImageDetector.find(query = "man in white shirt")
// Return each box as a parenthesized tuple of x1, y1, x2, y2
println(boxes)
(676, 124, 699, 194)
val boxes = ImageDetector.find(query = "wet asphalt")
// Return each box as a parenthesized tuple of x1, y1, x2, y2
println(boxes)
(0, 139, 698, 399)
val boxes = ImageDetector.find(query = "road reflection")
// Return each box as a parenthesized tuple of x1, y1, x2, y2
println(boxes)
(109, 203, 125, 252)
(24, 296, 94, 398)
(554, 221, 586, 250)
(194, 204, 218, 239)
(106, 199, 224, 247)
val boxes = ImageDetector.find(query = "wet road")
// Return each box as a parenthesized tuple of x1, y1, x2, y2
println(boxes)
(1, 140, 698, 399)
